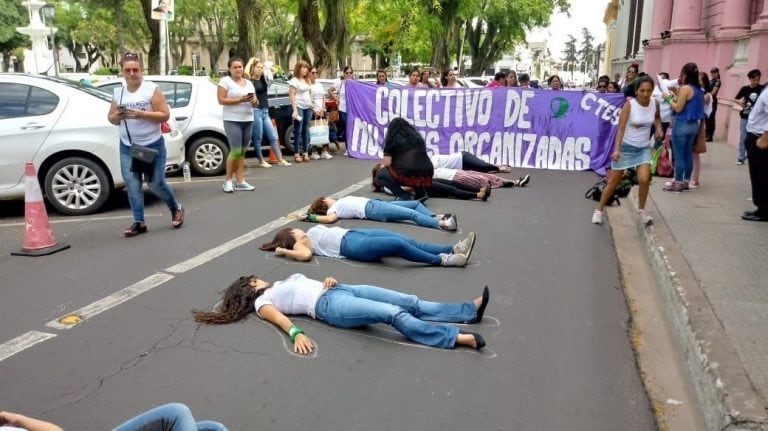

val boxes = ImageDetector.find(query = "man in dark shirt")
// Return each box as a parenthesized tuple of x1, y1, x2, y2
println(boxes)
(735, 69, 764, 164)
(706, 67, 721, 141)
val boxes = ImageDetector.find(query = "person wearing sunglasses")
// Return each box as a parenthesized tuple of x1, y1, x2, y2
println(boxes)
(596, 75, 610, 93)
(107, 52, 184, 237)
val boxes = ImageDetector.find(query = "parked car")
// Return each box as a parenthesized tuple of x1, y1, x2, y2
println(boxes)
(96, 76, 295, 176)
(0, 74, 184, 215)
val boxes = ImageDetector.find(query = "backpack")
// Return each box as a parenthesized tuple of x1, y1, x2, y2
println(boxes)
(585, 177, 621, 206)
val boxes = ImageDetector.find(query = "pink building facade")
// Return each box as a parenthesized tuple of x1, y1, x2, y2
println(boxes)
(607, 0, 768, 145)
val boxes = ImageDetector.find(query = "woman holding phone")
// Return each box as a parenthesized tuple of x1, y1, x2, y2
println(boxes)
(217, 57, 257, 192)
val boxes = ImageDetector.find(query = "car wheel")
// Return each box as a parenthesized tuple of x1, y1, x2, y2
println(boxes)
(43, 157, 111, 216)
(188, 136, 228, 176)
(282, 125, 295, 156)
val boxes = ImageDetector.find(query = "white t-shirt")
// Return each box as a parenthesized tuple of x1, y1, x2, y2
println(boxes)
(255, 273, 325, 319)
(433, 168, 458, 181)
(652, 86, 672, 123)
(306, 225, 348, 258)
(218, 76, 255, 122)
(310, 82, 326, 112)
(289, 77, 313, 110)
(113, 81, 161, 146)
(430, 153, 463, 169)
(327, 196, 369, 219)
(332, 78, 347, 112)
(623, 98, 656, 148)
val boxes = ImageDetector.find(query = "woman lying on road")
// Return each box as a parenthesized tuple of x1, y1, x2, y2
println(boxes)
(260, 226, 476, 267)
(192, 273, 490, 351)
(430, 151, 513, 173)
(433, 167, 531, 189)
(373, 166, 491, 201)
(301, 195, 458, 231)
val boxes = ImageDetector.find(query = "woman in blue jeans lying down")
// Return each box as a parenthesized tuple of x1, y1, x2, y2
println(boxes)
(192, 273, 490, 351)
(0, 403, 226, 431)
(301, 195, 458, 231)
(260, 226, 476, 267)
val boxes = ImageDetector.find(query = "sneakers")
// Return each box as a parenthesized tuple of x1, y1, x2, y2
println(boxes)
(663, 181, 686, 193)
(516, 174, 531, 187)
(310, 152, 320, 160)
(591, 210, 603, 225)
(639, 209, 653, 226)
(321, 151, 333, 159)
(736, 160, 745, 165)
(440, 214, 458, 231)
(222, 180, 234, 193)
(453, 232, 476, 259)
(689, 180, 699, 189)
(278, 159, 292, 166)
(172, 206, 185, 228)
(234, 181, 255, 191)
(258, 160, 272, 168)
(439, 252, 467, 267)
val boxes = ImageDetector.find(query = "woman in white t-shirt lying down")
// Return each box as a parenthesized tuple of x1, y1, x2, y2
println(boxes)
(431, 151, 513, 173)
(300, 196, 458, 231)
(260, 225, 476, 267)
(192, 273, 489, 352)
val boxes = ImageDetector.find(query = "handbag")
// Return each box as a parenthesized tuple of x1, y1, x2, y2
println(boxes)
(130, 143, 159, 163)
(656, 146, 674, 177)
(650, 146, 662, 175)
(120, 87, 159, 179)
(309, 118, 330, 146)
(694, 121, 707, 154)
(584, 177, 620, 206)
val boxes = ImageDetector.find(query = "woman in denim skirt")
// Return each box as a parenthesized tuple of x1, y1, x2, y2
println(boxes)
(592, 75, 663, 226)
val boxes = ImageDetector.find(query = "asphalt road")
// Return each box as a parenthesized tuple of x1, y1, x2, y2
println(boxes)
(0, 155, 655, 430)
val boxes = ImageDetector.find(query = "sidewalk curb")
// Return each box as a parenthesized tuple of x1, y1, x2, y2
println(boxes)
(625, 188, 768, 431)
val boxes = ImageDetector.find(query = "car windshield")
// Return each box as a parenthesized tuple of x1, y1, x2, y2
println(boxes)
(44, 76, 112, 102)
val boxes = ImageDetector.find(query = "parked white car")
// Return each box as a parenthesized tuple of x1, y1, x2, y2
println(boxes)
(0, 74, 184, 215)
(96, 76, 295, 176)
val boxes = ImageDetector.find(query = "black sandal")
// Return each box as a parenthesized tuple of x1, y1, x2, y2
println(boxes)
(124, 222, 147, 237)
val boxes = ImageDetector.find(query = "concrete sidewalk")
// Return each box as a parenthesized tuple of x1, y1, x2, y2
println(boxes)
(624, 141, 768, 430)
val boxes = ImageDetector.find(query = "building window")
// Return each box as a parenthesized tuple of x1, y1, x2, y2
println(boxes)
(733, 37, 749, 68)
(625, 0, 644, 58)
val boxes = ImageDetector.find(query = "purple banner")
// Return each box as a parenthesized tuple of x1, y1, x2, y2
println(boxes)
(345, 80, 626, 172)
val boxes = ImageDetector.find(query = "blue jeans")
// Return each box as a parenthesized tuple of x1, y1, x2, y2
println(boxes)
(252, 108, 282, 161)
(364, 199, 439, 229)
(672, 120, 699, 182)
(112, 403, 227, 431)
(340, 229, 452, 265)
(315, 284, 477, 348)
(120, 139, 179, 223)
(738, 117, 748, 162)
(293, 108, 313, 154)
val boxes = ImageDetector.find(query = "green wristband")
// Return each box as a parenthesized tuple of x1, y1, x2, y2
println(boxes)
(308, 214, 318, 223)
(289, 325, 304, 342)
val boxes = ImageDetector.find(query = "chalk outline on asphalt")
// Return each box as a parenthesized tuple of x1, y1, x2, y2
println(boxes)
(0, 179, 370, 362)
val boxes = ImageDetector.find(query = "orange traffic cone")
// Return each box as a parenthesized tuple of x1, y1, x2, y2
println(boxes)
(11, 163, 70, 257)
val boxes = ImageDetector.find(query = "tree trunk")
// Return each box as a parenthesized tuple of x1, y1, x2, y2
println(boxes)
(140, 0, 160, 73)
(115, 0, 124, 54)
(235, 0, 263, 59)
(321, 0, 347, 73)
(298, 0, 332, 76)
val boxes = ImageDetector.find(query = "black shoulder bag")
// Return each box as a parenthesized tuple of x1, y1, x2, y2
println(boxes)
(121, 87, 159, 181)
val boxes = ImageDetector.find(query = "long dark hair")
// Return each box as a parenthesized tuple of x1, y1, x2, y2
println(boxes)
(680, 62, 701, 88)
(260, 228, 296, 251)
(192, 276, 264, 324)
(371, 164, 384, 192)
(699, 72, 710, 91)
(308, 197, 329, 215)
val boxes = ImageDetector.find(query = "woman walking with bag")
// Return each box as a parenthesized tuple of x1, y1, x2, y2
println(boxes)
(665, 62, 706, 193)
(289, 61, 313, 163)
(592, 75, 663, 226)
(308, 66, 333, 160)
(107, 52, 184, 237)
(217, 57, 257, 192)
(245, 57, 291, 168)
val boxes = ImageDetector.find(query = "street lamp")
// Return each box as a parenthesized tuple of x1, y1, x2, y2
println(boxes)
(41, 3, 58, 77)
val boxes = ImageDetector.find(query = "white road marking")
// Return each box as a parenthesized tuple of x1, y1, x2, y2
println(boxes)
(45, 273, 175, 330)
(0, 331, 57, 362)
(3, 178, 369, 361)
(0, 214, 163, 228)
